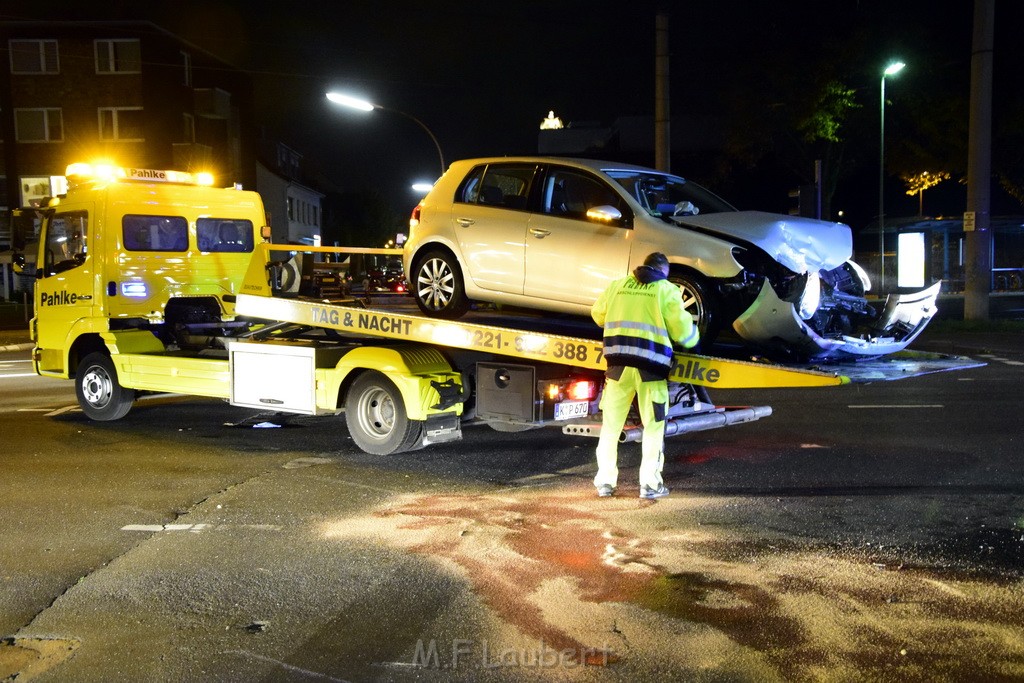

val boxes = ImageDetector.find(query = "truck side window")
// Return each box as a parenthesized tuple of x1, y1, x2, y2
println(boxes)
(44, 210, 89, 276)
(197, 218, 255, 253)
(122, 215, 188, 251)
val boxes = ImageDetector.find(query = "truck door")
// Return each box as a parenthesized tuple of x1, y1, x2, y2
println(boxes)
(34, 206, 97, 374)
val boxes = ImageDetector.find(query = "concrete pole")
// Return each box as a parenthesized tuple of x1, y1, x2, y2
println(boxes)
(654, 11, 670, 172)
(964, 0, 994, 320)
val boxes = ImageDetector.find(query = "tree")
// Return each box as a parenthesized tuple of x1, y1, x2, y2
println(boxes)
(901, 171, 951, 216)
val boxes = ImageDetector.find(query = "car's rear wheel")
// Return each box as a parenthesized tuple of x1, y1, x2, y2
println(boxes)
(413, 250, 470, 319)
(669, 270, 719, 347)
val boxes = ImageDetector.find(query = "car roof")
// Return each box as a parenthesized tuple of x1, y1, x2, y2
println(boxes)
(449, 156, 676, 177)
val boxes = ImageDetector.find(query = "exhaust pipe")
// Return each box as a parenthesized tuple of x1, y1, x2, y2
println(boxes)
(618, 405, 772, 443)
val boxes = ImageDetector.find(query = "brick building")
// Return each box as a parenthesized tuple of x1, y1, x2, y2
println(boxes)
(0, 20, 256, 248)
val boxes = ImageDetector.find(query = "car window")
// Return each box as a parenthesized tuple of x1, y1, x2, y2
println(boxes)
(122, 215, 188, 251)
(605, 170, 736, 216)
(541, 168, 628, 222)
(455, 163, 536, 211)
(196, 218, 255, 252)
(455, 165, 486, 204)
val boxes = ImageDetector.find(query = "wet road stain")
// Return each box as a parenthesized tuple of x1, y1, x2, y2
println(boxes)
(634, 572, 804, 652)
(324, 489, 1024, 679)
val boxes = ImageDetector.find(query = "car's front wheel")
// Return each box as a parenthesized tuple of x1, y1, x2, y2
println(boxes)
(669, 270, 719, 347)
(413, 250, 470, 318)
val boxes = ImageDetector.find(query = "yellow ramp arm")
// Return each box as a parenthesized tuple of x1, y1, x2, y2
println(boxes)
(235, 294, 847, 389)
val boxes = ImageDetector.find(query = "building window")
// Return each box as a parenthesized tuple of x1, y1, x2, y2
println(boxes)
(181, 50, 192, 86)
(287, 197, 295, 221)
(95, 39, 141, 74)
(182, 113, 195, 143)
(14, 108, 63, 142)
(9, 39, 59, 74)
(99, 107, 144, 141)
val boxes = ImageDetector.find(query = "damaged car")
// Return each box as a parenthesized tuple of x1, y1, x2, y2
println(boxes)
(403, 156, 940, 361)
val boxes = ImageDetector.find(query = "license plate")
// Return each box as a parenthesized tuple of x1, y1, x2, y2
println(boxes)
(554, 400, 589, 420)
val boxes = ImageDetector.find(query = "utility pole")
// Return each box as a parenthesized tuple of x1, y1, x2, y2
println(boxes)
(654, 11, 670, 172)
(964, 0, 994, 320)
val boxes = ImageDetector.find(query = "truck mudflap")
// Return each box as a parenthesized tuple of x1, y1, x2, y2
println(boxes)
(422, 412, 462, 446)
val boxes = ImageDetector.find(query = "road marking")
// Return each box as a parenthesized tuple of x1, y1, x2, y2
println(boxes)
(223, 651, 350, 682)
(122, 523, 283, 533)
(45, 406, 80, 416)
(0, 373, 39, 378)
(978, 354, 1024, 366)
(847, 404, 944, 409)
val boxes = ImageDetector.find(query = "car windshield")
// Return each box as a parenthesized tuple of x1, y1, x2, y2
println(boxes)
(604, 170, 737, 217)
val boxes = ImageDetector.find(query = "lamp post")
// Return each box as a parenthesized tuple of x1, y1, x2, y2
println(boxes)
(326, 92, 445, 178)
(878, 61, 905, 292)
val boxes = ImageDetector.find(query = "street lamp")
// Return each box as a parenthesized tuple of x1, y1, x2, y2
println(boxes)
(878, 61, 905, 292)
(325, 92, 446, 178)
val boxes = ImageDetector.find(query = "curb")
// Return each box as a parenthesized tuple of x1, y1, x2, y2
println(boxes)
(0, 342, 33, 353)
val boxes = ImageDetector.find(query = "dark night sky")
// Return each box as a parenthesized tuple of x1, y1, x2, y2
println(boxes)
(4, 1, 1022, 228)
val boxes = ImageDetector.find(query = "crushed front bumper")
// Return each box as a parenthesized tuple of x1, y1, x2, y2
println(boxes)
(733, 280, 942, 361)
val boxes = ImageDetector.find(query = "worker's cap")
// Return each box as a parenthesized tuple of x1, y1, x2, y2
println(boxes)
(643, 252, 670, 271)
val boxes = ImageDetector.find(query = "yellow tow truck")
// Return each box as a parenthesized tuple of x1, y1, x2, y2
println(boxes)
(16, 163, 850, 455)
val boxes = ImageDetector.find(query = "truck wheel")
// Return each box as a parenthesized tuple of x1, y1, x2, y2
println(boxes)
(345, 372, 424, 455)
(75, 352, 135, 421)
(412, 250, 470, 319)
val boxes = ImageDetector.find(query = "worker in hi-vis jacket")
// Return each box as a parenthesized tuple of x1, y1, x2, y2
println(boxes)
(590, 252, 700, 500)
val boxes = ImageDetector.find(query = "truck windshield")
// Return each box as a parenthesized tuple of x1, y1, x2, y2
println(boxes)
(604, 170, 737, 217)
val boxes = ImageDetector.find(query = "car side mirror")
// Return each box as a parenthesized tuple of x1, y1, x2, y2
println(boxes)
(585, 205, 623, 223)
(11, 252, 26, 274)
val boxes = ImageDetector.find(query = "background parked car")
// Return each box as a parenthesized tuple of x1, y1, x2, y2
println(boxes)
(403, 157, 940, 361)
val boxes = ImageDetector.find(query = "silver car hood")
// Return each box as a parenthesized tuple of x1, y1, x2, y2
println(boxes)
(675, 211, 852, 274)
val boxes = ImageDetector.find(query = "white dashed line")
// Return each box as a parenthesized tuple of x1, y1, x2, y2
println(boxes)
(847, 405, 944, 409)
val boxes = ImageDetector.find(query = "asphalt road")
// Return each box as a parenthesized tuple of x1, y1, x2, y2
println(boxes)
(1, 324, 1022, 681)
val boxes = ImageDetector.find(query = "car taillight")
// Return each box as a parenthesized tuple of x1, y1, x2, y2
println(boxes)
(409, 203, 422, 229)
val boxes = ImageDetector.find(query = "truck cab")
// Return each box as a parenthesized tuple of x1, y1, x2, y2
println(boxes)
(29, 163, 268, 378)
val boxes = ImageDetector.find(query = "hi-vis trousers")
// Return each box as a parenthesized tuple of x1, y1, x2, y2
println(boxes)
(593, 366, 668, 490)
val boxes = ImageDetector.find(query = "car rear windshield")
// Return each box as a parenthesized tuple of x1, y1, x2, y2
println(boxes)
(605, 170, 736, 216)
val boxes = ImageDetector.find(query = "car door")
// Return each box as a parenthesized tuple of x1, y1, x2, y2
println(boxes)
(523, 166, 633, 306)
(451, 162, 537, 294)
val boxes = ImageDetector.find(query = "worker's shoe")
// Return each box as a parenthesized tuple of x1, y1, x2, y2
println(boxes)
(639, 484, 670, 499)
(596, 484, 616, 498)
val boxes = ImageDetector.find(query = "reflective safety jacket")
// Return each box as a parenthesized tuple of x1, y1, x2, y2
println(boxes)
(591, 266, 699, 379)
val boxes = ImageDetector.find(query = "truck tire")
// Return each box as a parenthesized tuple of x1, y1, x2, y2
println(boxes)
(345, 371, 424, 455)
(75, 352, 135, 421)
